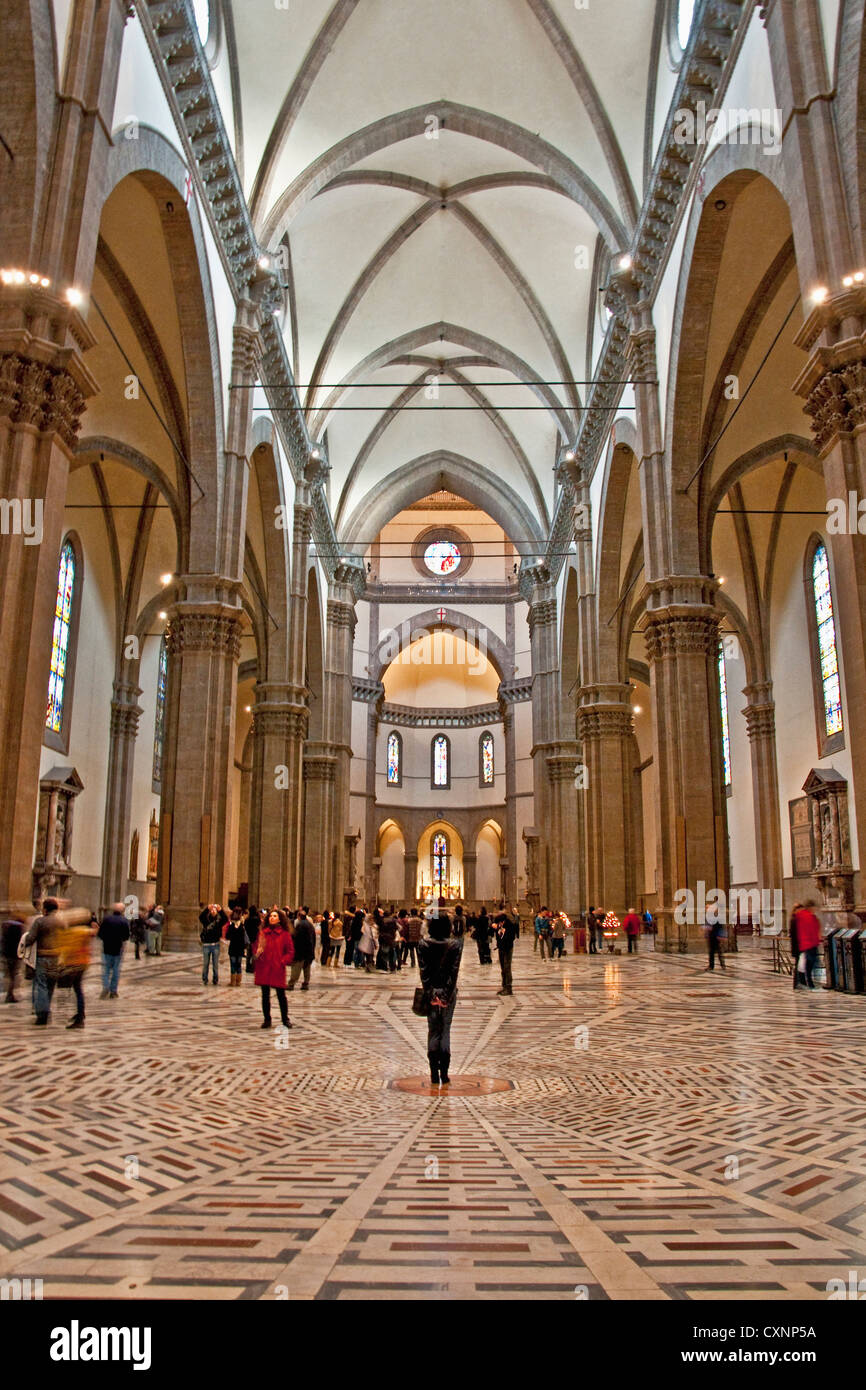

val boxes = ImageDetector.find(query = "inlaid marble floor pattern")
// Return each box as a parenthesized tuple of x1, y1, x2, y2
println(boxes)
(2, 939, 865, 1300)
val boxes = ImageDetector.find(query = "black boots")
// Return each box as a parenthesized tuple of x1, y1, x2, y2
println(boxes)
(440, 1053, 450, 1085)
(66, 1015, 84, 1029)
(429, 1057, 440, 1084)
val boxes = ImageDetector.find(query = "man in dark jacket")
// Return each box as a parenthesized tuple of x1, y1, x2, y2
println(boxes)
(1, 914, 24, 1003)
(378, 909, 399, 972)
(98, 904, 130, 999)
(418, 917, 463, 1084)
(289, 908, 316, 990)
(24, 898, 64, 1023)
(199, 903, 228, 985)
(495, 911, 518, 996)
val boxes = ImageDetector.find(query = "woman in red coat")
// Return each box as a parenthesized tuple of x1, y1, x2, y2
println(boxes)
(254, 908, 294, 1029)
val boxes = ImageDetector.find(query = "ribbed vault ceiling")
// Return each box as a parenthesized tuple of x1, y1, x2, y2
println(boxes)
(226, 0, 661, 539)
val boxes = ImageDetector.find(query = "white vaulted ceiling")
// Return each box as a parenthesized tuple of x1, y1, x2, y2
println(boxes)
(224, 0, 661, 541)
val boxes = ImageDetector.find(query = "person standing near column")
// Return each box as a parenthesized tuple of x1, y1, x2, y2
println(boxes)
(98, 903, 130, 999)
(226, 909, 247, 987)
(794, 900, 823, 991)
(254, 908, 294, 1029)
(703, 908, 726, 973)
(418, 915, 463, 1085)
(23, 898, 63, 1023)
(495, 909, 518, 996)
(623, 908, 641, 954)
(328, 912, 344, 966)
(289, 907, 316, 990)
(199, 903, 228, 986)
(144, 904, 164, 957)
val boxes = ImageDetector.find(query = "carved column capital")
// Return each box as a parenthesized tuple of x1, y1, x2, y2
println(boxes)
(641, 598, 721, 663)
(743, 682, 777, 742)
(165, 607, 244, 661)
(0, 353, 86, 448)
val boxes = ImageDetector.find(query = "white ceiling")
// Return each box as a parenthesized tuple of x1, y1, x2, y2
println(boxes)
(224, 0, 662, 539)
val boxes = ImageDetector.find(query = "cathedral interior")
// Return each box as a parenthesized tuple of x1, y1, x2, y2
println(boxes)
(2, 0, 866, 1320)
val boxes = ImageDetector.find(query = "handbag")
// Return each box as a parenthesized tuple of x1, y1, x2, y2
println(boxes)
(17, 935, 37, 970)
(412, 986, 430, 1017)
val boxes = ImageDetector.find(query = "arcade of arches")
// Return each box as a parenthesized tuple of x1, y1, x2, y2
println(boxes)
(4, 0, 866, 1309)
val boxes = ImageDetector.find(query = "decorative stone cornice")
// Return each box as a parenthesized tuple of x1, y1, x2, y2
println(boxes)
(327, 599, 356, 632)
(252, 705, 308, 741)
(498, 677, 533, 704)
(165, 607, 243, 660)
(303, 753, 338, 784)
(546, 751, 581, 782)
(742, 682, 776, 742)
(381, 701, 501, 729)
(352, 677, 385, 705)
(109, 686, 143, 740)
(527, 598, 557, 639)
(642, 608, 721, 662)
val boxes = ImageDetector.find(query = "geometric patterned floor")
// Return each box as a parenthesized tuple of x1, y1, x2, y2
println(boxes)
(2, 938, 865, 1300)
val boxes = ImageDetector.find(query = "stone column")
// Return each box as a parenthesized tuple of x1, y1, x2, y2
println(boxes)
(521, 566, 559, 904)
(501, 702, 518, 901)
(321, 561, 364, 908)
(302, 747, 338, 909)
(159, 604, 243, 937)
(577, 686, 635, 914)
(99, 679, 143, 912)
(641, 581, 728, 950)
(403, 850, 419, 904)
(249, 687, 307, 907)
(545, 745, 582, 914)
(742, 681, 784, 899)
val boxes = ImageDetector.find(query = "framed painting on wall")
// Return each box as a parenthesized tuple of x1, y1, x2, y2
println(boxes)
(789, 796, 814, 877)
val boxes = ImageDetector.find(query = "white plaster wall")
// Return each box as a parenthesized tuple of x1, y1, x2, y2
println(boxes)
(375, 724, 505, 812)
(112, 18, 186, 162)
(379, 823, 404, 901)
(724, 642, 758, 885)
(476, 823, 500, 900)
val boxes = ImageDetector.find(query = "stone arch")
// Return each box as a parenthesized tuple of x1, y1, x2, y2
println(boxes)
(595, 441, 641, 681)
(341, 452, 544, 559)
(101, 129, 227, 575)
(305, 568, 325, 740)
(248, 428, 292, 680)
(373, 608, 511, 686)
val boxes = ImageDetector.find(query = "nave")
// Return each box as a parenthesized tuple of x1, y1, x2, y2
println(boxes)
(2, 943, 865, 1302)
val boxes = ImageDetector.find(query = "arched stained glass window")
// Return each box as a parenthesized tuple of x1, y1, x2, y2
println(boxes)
(46, 539, 77, 737)
(386, 730, 401, 786)
(718, 643, 731, 790)
(152, 638, 168, 787)
(432, 832, 448, 892)
(811, 542, 843, 740)
(480, 731, 494, 786)
(432, 734, 449, 788)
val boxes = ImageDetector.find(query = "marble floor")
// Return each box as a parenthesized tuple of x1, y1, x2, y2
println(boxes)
(2, 938, 865, 1301)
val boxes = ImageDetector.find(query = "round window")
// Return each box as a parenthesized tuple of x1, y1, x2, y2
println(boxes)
(424, 540, 462, 576)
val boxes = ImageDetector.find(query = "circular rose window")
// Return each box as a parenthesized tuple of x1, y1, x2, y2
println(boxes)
(424, 540, 461, 576)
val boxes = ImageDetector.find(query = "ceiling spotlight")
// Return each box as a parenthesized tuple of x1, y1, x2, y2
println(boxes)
(618, 254, 632, 271)
(158, 610, 167, 620)
(563, 449, 576, 462)
(843, 275, 854, 288)
(633, 705, 642, 714)
(855, 271, 865, 283)
(40, 276, 50, 288)
(160, 572, 173, 586)
(718, 575, 726, 584)
(65, 286, 84, 307)
(244, 704, 252, 713)
(811, 286, 829, 304)
(311, 446, 321, 460)
(257, 254, 271, 270)
(28, 273, 40, 285)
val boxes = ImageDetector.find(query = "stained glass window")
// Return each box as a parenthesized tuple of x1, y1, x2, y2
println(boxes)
(718, 643, 731, 789)
(433, 734, 449, 787)
(46, 540, 76, 735)
(153, 638, 168, 785)
(480, 731, 494, 785)
(812, 542, 843, 738)
(432, 832, 448, 891)
(387, 730, 401, 785)
(424, 540, 461, 576)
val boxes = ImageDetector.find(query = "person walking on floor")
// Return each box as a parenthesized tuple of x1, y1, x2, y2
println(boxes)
(418, 915, 463, 1085)
(703, 908, 726, 972)
(226, 910, 247, 987)
(23, 898, 64, 1024)
(56, 914, 96, 1028)
(789, 902, 803, 990)
(587, 905, 598, 954)
(378, 907, 399, 972)
(129, 910, 146, 961)
(794, 899, 823, 990)
(347, 907, 365, 967)
(623, 908, 641, 954)
(245, 906, 261, 973)
(98, 903, 130, 999)
(1, 913, 24, 1003)
(289, 907, 316, 990)
(474, 906, 493, 965)
(199, 903, 227, 985)
(495, 909, 518, 996)
(254, 908, 294, 1029)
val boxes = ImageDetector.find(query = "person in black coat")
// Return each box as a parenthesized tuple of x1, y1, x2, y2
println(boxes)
(98, 904, 130, 999)
(418, 917, 463, 1085)
(494, 911, 518, 995)
(1, 914, 24, 1003)
(347, 908, 365, 968)
(473, 907, 492, 965)
(289, 909, 316, 990)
